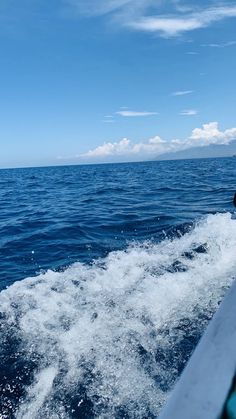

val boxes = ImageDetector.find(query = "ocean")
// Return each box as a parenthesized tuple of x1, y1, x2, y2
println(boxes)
(0, 157, 236, 418)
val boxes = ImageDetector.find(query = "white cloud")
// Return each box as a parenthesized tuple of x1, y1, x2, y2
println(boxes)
(201, 40, 236, 48)
(128, 5, 236, 37)
(172, 90, 193, 96)
(82, 138, 131, 157)
(189, 122, 236, 145)
(66, 2, 236, 37)
(81, 122, 236, 160)
(82, 136, 168, 158)
(180, 109, 198, 116)
(116, 110, 158, 117)
(103, 115, 115, 123)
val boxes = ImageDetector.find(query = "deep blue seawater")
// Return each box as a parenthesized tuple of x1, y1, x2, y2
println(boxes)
(0, 157, 236, 418)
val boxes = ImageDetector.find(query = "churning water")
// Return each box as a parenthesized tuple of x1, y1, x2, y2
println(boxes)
(0, 158, 236, 418)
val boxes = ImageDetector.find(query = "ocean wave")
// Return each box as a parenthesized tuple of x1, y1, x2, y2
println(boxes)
(0, 212, 236, 418)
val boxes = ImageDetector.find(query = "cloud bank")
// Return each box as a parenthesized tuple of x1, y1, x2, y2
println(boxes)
(81, 122, 236, 161)
(189, 122, 236, 145)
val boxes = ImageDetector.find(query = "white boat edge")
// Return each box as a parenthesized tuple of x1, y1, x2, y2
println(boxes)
(159, 280, 236, 419)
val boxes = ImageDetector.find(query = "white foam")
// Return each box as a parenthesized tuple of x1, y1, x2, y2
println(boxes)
(17, 367, 58, 419)
(0, 212, 236, 418)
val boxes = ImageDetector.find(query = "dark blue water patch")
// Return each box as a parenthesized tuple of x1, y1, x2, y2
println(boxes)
(0, 157, 235, 288)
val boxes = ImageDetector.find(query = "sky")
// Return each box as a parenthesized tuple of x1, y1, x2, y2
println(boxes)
(0, 0, 236, 167)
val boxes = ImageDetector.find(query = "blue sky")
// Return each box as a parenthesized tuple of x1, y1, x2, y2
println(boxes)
(1, 0, 236, 167)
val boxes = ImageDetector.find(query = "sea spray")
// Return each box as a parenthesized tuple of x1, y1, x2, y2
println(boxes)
(0, 212, 236, 418)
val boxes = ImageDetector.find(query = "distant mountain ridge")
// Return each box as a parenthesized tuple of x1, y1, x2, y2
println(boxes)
(157, 140, 236, 161)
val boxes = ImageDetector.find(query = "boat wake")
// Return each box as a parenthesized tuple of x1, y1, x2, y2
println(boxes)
(0, 212, 236, 418)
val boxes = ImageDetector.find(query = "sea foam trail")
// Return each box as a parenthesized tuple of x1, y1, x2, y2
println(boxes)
(0, 213, 236, 418)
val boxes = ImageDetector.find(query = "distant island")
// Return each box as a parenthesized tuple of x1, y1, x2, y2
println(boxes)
(157, 140, 236, 161)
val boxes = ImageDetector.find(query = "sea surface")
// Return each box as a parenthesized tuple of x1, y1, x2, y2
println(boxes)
(0, 157, 236, 418)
